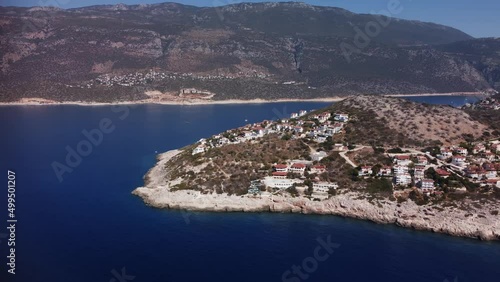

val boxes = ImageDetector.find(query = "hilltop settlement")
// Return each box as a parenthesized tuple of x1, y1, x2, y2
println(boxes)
(134, 95, 500, 240)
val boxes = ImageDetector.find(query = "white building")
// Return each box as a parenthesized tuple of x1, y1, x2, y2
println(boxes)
(290, 163, 306, 174)
(486, 170, 498, 179)
(455, 147, 468, 155)
(395, 174, 412, 186)
(452, 155, 466, 167)
(419, 179, 435, 193)
(192, 145, 206, 155)
(311, 165, 327, 174)
(394, 155, 412, 166)
(310, 151, 328, 162)
(334, 114, 349, 122)
(263, 177, 301, 189)
(378, 166, 392, 177)
(273, 164, 289, 173)
(313, 182, 338, 193)
(394, 165, 409, 175)
(334, 144, 346, 151)
(414, 165, 426, 179)
(359, 166, 373, 176)
(416, 156, 428, 166)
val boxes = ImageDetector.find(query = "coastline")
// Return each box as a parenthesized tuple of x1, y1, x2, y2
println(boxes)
(385, 92, 483, 98)
(0, 92, 483, 106)
(0, 97, 344, 107)
(133, 149, 500, 241)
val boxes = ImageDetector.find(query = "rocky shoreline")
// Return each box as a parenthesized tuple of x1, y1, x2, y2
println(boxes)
(133, 150, 500, 241)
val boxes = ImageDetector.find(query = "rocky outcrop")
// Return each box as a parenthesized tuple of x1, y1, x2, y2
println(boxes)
(133, 150, 500, 241)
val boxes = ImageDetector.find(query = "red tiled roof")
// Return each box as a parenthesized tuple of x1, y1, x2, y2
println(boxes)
(313, 165, 326, 169)
(274, 164, 288, 169)
(272, 172, 288, 177)
(396, 155, 410, 160)
(292, 163, 306, 169)
(436, 169, 451, 176)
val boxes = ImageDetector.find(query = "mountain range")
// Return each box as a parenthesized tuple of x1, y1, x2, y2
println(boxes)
(0, 2, 499, 102)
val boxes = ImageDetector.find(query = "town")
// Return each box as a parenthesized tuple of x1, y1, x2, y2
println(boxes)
(190, 108, 500, 201)
(66, 69, 272, 89)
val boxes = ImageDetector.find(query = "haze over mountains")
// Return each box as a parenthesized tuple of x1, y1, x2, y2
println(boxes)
(0, 2, 499, 102)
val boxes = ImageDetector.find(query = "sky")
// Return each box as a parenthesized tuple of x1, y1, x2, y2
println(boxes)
(2, 0, 499, 38)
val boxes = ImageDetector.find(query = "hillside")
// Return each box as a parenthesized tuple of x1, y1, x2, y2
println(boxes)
(328, 95, 492, 147)
(0, 2, 495, 103)
(437, 38, 500, 91)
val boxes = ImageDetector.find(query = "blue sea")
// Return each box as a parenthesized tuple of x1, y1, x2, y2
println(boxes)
(0, 96, 498, 282)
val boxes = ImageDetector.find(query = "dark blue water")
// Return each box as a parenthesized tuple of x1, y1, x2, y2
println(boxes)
(0, 98, 499, 282)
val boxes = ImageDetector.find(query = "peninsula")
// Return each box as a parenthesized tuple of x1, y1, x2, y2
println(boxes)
(134, 95, 500, 241)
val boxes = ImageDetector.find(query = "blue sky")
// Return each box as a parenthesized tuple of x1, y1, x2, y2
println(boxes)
(3, 0, 499, 38)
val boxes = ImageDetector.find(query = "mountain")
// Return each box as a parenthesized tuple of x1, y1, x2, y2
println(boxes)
(437, 38, 500, 90)
(0, 2, 495, 103)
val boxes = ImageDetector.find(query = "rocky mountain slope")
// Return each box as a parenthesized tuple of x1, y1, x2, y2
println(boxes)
(437, 38, 500, 90)
(0, 2, 497, 102)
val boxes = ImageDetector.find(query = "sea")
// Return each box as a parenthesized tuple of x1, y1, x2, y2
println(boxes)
(1, 95, 499, 282)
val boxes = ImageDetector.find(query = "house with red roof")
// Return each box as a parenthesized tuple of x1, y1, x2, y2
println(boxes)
(436, 169, 451, 178)
(273, 164, 289, 173)
(455, 147, 468, 155)
(414, 165, 426, 179)
(359, 166, 373, 176)
(378, 166, 392, 177)
(416, 155, 428, 166)
(311, 165, 326, 174)
(290, 163, 306, 174)
(473, 144, 486, 154)
(394, 155, 412, 166)
(452, 155, 466, 167)
(439, 148, 453, 159)
(272, 172, 288, 179)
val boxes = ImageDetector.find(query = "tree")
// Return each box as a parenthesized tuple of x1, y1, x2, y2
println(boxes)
(372, 164, 382, 176)
(350, 168, 360, 181)
(287, 185, 298, 197)
(305, 186, 314, 196)
(387, 147, 404, 154)
(366, 178, 392, 194)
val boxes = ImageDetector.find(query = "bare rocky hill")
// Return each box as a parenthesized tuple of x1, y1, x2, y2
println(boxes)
(330, 95, 492, 146)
